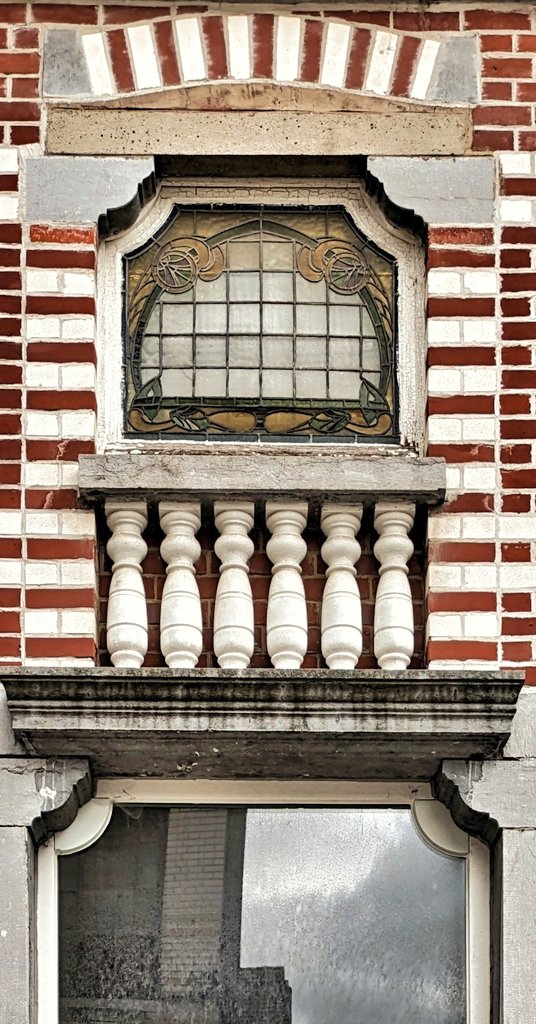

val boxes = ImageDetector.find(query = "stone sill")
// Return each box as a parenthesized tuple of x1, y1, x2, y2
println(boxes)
(78, 451, 446, 505)
(2, 668, 522, 781)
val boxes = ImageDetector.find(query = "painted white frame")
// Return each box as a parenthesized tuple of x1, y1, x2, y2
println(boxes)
(97, 179, 427, 454)
(37, 780, 489, 1024)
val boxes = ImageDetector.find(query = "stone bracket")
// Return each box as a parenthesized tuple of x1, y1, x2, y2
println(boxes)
(0, 756, 92, 844)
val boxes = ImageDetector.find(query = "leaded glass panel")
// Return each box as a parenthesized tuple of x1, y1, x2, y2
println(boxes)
(125, 208, 397, 439)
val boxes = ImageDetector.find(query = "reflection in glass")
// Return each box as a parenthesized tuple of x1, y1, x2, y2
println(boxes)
(59, 807, 466, 1024)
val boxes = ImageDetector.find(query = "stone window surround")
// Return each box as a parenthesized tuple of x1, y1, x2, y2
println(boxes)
(98, 178, 426, 457)
(36, 779, 489, 1024)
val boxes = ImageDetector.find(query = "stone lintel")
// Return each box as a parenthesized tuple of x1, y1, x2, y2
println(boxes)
(46, 107, 472, 157)
(0, 756, 92, 843)
(2, 668, 523, 782)
(78, 451, 446, 506)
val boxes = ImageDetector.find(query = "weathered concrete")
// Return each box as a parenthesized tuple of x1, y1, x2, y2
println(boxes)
(369, 156, 494, 225)
(46, 108, 472, 157)
(0, 828, 34, 1024)
(437, 756, 536, 1024)
(504, 686, 536, 757)
(428, 36, 478, 106)
(24, 156, 154, 225)
(440, 759, 536, 830)
(0, 758, 91, 842)
(42, 28, 91, 97)
(78, 451, 446, 505)
(1, 668, 523, 780)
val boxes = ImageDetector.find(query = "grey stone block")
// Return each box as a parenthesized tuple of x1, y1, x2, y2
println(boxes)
(0, 828, 33, 1024)
(369, 156, 494, 224)
(0, 757, 91, 841)
(428, 36, 478, 106)
(24, 156, 154, 224)
(78, 450, 447, 505)
(43, 28, 91, 97)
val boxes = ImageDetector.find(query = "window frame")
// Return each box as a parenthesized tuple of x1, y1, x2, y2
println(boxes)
(97, 179, 426, 453)
(37, 780, 489, 1024)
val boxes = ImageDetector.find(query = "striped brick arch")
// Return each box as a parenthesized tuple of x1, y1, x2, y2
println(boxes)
(46, 14, 475, 105)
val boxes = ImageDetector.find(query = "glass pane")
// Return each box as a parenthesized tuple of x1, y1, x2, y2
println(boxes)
(228, 368, 260, 396)
(329, 305, 359, 336)
(329, 370, 360, 399)
(59, 807, 466, 1024)
(262, 336, 294, 368)
(162, 302, 193, 334)
(262, 368, 294, 397)
(160, 367, 193, 396)
(196, 303, 227, 334)
(195, 336, 226, 367)
(295, 369, 327, 398)
(262, 241, 294, 270)
(264, 273, 294, 302)
(194, 367, 226, 397)
(228, 242, 260, 270)
(195, 275, 227, 302)
(229, 303, 260, 333)
(229, 272, 260, 302)
(263, 303, 294, 334)
(139, 335, 160, 366)
(296, 277, 327, 303)
(296, 337, 327, 369)
(229, 336, 261, 368)
(362, 337, 381, 372)
(329, 338, 359, 370)
(296, 304, 327, 335)
(161, 335, 192, 366)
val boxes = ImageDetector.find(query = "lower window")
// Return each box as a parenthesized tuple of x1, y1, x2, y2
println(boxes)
(58, 804, 467, 1024)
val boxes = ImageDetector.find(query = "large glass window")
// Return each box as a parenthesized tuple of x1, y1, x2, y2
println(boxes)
(124, 208, 396, 440)
(59, 806, 466, 1023)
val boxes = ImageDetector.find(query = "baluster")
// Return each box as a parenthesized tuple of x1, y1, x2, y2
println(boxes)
(320, 503, 363, 669)
(159, 502, 202, 669)
(266, 502, 308, 669)
(105, 501, 148, 668)
(373, 502, 415, 670)
(214, 502, 255, 669)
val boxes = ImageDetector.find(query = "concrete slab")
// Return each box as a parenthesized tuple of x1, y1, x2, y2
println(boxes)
(45, 107, 472, 157)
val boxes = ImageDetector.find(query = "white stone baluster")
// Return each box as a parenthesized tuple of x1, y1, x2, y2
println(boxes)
(213, 502, 255, 669)
(320, 503, 363, 669)
(266, 502, 308, 668)
(159, 502, 202, 669)
(105, 501, 148, 668)
(373, 502, 415, 670)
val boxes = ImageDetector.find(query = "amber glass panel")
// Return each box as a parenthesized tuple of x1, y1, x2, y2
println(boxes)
(125, 208, 396, 440)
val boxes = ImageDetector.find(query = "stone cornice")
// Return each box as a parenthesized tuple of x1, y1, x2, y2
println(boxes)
(2, 668, 523, 781)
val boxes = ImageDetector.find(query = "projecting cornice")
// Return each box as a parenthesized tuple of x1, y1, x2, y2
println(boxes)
(1, 668, 524, 781)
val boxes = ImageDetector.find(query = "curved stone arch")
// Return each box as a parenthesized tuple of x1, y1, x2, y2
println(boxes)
(44, 13, 477, 107)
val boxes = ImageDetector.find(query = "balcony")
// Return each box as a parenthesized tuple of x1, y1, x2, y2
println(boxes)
(79, 449, 447, 673)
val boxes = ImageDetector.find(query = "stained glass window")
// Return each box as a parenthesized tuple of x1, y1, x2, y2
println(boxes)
(124, 208, 397, 440)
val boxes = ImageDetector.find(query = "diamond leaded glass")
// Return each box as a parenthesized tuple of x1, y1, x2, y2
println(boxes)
(125, 208, 397, 439)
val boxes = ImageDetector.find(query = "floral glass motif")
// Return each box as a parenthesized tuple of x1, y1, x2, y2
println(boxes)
(125, 208, 397, 439)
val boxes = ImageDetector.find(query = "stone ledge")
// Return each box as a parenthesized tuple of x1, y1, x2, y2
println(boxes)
(2, 668, 522, 781)
(78, 451, 446, 505)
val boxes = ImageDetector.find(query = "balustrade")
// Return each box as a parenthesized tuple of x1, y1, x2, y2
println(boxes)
(104, 498, 418, 672)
